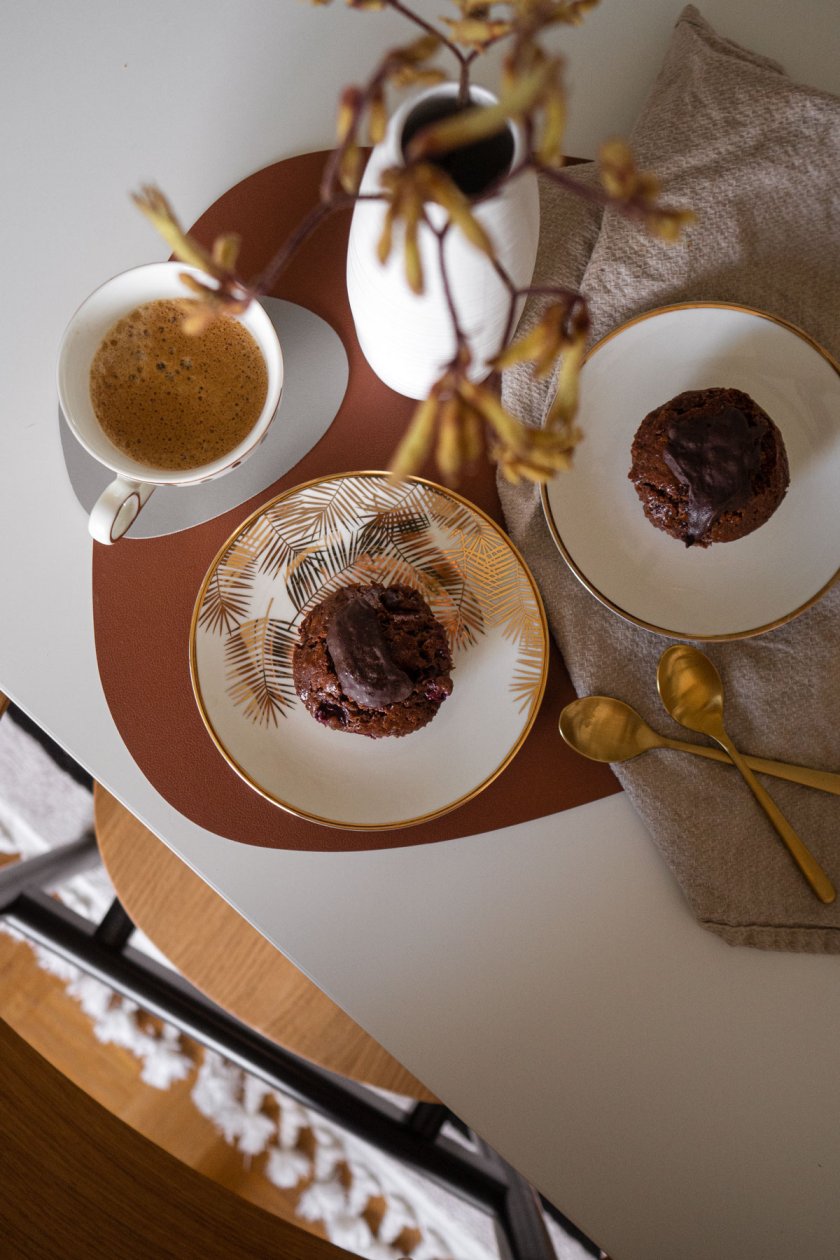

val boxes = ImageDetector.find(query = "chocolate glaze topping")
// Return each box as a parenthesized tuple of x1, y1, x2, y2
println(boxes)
(663, 405, 764, 545)
(325, 587, 414, 708)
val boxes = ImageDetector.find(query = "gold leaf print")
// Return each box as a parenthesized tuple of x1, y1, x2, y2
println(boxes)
(510, 639, 546, 714)
(446, 525, 544, 706)
(199, 541, 256, 636)
(452, 532, 514, 623)
(425, 488, 486, 539)
(225, 605, 297, 725)
(487, 560, 542, 642)
(244, 512, 321, 582)
(357, 507, 455, 586)
(268, 476, 392, 543)
(294, 551, 418, 623)
(224, 530, 263, 573)
(344, 552, 424, 592)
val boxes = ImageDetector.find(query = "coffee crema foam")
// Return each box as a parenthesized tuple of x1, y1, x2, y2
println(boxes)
(89, 299, 269, 471)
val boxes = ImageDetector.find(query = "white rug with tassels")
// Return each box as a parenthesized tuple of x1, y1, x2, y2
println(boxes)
(0, 712, 589, 1260)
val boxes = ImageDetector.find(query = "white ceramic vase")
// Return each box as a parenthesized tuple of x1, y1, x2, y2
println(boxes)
(346, 84, 540, 400)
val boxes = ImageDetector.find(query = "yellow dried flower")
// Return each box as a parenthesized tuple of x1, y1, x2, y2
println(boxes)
(387, 345, 584, 487)
(175, 275, 249, 334)
(389, 65, 448, 88)
(395, 32, 441, 64)
(645, 206, 697, 241)
(598, 138, 638, 199)
(389, 390, 441, 479)
(493, 298, 589, 380)
(368, 88, 388, 143)
(599, 140, 662, 205)
(211, 233, 241, 272)
(460, 403, 485, 465)
(537, 88, 566, 165)
(132, 186, 216, 274)
(377, 202, 396, 265)
(597, 139, 693, 242)
(441, 17, 514, 50)
(132, 187, 253, 337)
(458, 0, 494, 14)
(436, 396, 463, 483)
(407, 58, 556, 160)
(385, 32, 444, 87)
(336, 85, 362, 143)
(545, 334, 586, 428)
(400, 187, 424, 293)
(493, 305, 564, 377)
(338, 142, 365, 194)
(543, 0, 600, 27)
(415, 165, 494, 257)
(379, 163, 496, 295)
(178, 304, 220, 337)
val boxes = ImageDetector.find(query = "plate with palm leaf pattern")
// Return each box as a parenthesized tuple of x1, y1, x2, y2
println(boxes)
(189, 472, 548, 830)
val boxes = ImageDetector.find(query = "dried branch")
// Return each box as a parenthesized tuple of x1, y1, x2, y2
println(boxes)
(132, 0, 694, 489)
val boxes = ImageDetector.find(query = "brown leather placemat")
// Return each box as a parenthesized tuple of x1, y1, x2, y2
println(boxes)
(92, 151, 619, 851)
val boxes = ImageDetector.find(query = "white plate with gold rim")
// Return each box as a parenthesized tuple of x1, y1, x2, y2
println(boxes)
(190, 472, 548, 830)
(541, 303, 840, 641)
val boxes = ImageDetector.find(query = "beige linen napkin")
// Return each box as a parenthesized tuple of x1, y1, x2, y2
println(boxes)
(499, 6, 840, 952)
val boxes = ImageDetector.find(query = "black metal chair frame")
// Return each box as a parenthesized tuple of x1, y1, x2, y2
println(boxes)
(0, 821, 600, 1260)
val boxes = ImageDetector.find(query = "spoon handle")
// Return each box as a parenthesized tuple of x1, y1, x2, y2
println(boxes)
(664, 737, 840, 795)
(716, 731, 836, 905)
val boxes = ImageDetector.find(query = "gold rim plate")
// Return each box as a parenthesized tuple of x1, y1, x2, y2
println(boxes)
(190, 472, 548, 830)
(541, 303, 840, 641)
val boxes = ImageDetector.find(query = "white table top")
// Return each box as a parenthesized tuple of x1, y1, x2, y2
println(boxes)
(3, 3, 839, 1257)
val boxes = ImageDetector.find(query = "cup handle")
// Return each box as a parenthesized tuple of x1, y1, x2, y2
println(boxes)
(89, 477, 155, 544)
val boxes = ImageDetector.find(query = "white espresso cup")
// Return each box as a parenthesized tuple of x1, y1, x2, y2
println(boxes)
(57, 261, 284, 543)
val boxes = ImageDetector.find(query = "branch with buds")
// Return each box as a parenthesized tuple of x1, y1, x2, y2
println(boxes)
(134, 0, 693, 487)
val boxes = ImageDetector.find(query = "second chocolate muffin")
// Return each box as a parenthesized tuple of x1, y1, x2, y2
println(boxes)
(628, 386, 790, 547)
(292, 583, 453, 738)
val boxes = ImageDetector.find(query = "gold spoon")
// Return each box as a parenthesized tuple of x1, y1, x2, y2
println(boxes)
(559, 695, 840, 795)
(657, 645, 836, 905)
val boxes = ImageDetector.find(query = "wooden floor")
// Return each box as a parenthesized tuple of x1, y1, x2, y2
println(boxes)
(0, 705, 429, 1255)
(0, 879, 416, 1252)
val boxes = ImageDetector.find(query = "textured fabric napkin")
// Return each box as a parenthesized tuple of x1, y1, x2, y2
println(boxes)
(499, 6, 840, 952)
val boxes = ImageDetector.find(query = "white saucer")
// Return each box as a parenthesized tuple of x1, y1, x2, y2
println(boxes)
(60, 298, 348, 538)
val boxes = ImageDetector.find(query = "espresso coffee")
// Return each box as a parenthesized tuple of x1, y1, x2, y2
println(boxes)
(89, 299, 268, 470)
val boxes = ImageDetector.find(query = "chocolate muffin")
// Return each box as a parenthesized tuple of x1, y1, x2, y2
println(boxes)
(292, 583, 454, 738)
(628, 387, 789, 547)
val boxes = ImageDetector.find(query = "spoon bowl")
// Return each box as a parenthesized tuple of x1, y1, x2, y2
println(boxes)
(656, 645, 725, 736)
(559, 696, 661, 762)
